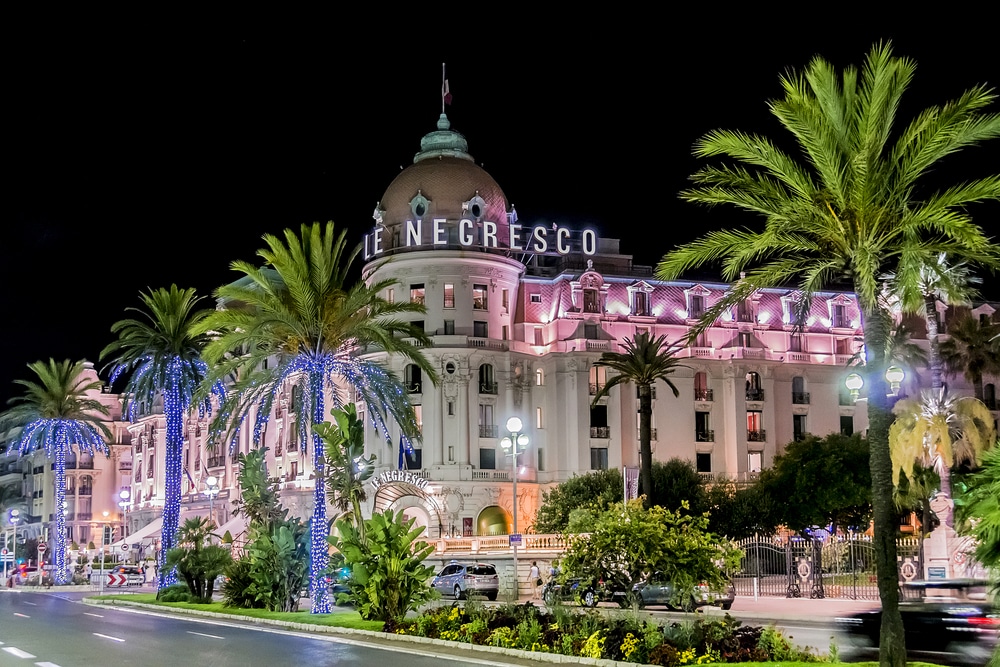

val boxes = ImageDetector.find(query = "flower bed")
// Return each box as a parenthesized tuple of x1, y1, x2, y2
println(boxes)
(387, 602, 825, 665)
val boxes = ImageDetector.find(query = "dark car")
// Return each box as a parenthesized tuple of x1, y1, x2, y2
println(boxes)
(543, 576, 629, 607)
(835, 578, 999, 666)
(330, 566, 352, 603)
(430, 561, 499, 600)
(632, 572, 735, 611)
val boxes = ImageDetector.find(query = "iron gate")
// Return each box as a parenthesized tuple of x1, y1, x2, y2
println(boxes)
(730, 534, 922, 600)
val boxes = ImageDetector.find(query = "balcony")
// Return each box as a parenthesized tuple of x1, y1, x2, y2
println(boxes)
(589, 383, 605, 396)
(472, 470, 510, 481)
(793, 432, 807, 442)
(696, 430, 715, 442)
(118, 461, 132, 472)
(590, 426, 610, 439)
(78, 487, 93, 496)
(207, 455, 227, 468)
(274, 443, 283, 457)
(745, 389, 765, 402)
(287, 440, 298, 452)
(694, 388, 713, 401)
(406, 382, 422, 394)
(747, 429, 767, 442)
(792, 391, 810, 404)
(479, 424, 499, 438)
(76, 512, 93, 521)
(147, 467, 154, 479)
(636, 386, 657, 400)
(479, 381, 498, 395)
(78, 460, 94, 470)
(637, 428, 657, 441)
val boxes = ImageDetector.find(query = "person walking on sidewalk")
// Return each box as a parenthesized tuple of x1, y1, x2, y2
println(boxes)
(529, 561, 541, 600)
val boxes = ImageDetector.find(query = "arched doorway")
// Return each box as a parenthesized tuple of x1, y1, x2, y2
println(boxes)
(371, 476, 442, 539)
(477, 505, 511, 536)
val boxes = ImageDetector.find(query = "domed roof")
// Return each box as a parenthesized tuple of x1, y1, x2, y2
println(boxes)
(377, 114, 508, 226)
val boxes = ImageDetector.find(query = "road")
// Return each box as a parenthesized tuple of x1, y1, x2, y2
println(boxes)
(0, 591, 533, 667)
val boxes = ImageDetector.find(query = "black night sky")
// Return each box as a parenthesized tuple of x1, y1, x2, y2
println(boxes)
(3, 18, 999, 405)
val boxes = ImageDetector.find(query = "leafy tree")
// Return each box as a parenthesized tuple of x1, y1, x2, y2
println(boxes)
(955, 445, 1000, 577)
(757, 433, 871, 533)
(559, 500, 740, 608)
(315, 405, 376, 543)
(656, 43, 1000, 667)
(100, 285, 224, 589)
(198, 222, 435, 613)
(222, 447, 309, 612)
(0, 359, 110, 583)
(592, 333, 685, 509)
(163, 515, 233, 602)
(939, 314, 1000, 401)
(889, 388, 996, 527)
(704, 480, 781, 540)
(326, 508, 437, 623)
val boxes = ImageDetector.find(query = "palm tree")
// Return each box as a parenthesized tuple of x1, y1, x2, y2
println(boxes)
(100, 285, 224, 590)
(315, 405, 375, 543)
(198, 221, 436, 614)
(656, 43, 1000, 666)
(889, 388, 996, 527)
(939, 314, 1000, 401)
(891, 253, 979, 392)
(591, 332, 685, 509)
(0, 360, 111, 584)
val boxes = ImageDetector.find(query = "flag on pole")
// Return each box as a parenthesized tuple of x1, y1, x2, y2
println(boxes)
(623, 466, 640, 502)
(398, 434, 406, 470)
(442, 78, 452, 106)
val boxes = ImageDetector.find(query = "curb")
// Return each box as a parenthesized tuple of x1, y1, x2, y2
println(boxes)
(81, 597, 658, 667)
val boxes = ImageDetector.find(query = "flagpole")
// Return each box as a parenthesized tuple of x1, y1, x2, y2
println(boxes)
(441, 62, 446, 114)
(623, 466, 627, 505)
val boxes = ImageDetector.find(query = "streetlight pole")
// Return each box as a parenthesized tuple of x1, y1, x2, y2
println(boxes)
(5, 509, 19, 582)
(205, 476, 219, 529)
(118, 489, 130, 562)
(500, 416, 528, 599)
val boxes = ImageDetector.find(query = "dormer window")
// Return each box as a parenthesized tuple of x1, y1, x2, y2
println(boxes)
(410, 192, 430, 219)
(464, 194, 488, 220)
(683, 285, 711, 319)
(736, 300, 754, 323)
(781, 293, 803, 326)
(584, 288, 601, 313)
(826, 294, 855, 329)
(627, 281, 654, 317)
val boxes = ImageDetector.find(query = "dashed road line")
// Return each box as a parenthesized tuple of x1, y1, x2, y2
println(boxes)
(36, 662, 62, 667)
(83, 612, 103, 618)
(13, 613, 30, 618)
(92, 633, 125, 643)
(3, 647, 36, 658)
(187, 631, 224, 639)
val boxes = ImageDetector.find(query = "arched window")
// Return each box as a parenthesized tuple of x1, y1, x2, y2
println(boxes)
(745, 372, 764, 401)
(535, 368, 544, 386)
(479, 364, 497, 394)
(404, 364, 423, 393)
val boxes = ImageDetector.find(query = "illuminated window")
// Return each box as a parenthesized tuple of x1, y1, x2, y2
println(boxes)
(443, 283, 455, 308)
(502, 289, 509, 312)
(748, 452, 762, 473)
(410, 284, 425, 305)
(530, 293, 542, 304)
(535, 368, 544, 386)
(473, 284, 488, 310)
(534, 327, 544, 346)
(387, 288, 394, 303)
(633, 291, 650, 316)
(536, 407, 543, 429)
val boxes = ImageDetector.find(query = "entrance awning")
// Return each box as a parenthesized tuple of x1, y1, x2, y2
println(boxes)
(214, 514, 247, 542)
(110, 509, 205, 551)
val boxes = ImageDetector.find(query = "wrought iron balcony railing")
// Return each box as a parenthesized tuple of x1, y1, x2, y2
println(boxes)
(694, 388, 713, 401)
(590, 426, 610, 439)
(792, 391, 810, 404)
(747, 429, 767, 442)
(479, 424, 499, 438)
(696, 430, 714, 442)
(745, 389, 765, 402)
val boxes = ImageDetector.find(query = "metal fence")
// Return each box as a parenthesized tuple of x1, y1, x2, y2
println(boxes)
(730, 534, 922, 600)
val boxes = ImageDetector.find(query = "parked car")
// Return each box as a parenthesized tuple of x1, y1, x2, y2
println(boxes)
(430, 561, 499, 600)
(542, 577, 629, 608)
(835, 578, 999, 666)
(330, 566, 352, 603)
(632, 572, 735, 611)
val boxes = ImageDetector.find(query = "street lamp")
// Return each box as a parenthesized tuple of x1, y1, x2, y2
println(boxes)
(204, 476, 220, 527)
(499, 416, 529, 597)
(886, 366, 905, 396)
(845, 373, 863, 401)
(118, 489, 131, 553)
(5, 509, 19, 581)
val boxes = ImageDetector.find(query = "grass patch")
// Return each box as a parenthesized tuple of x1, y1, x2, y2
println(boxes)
(87, 594, 384, 631)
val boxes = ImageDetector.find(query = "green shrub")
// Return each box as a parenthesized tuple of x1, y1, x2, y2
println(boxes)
(157, 583, 195, 602)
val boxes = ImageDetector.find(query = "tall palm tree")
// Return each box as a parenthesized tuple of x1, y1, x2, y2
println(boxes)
(0, 360, 111, 584)
(591, 332, 685, 510)
(939, 314, 1000, 401)
(889, 388, 996, 527)
(656, 43, 1000, 666)
(891, 253, 979, 392)
(100, 285, 224, 590)
(197, 221, 436, 614)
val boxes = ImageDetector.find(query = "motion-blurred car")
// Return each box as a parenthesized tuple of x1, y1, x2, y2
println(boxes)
(430, 561, 499, 600)
(542, 577, 629, 607)
(835, 578, 999, 666)
(632, 572, 735, 611)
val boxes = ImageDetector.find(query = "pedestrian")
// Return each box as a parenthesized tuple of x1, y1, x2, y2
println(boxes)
(529, 561, 541, 600)
(549, 559, 560, 583)
(85, 562, 92, 582)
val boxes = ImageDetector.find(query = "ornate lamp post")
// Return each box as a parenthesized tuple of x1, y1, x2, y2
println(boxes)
(118, 489, 131, 558)
(885, 366, 905, 396)
(204, 476, 220, 528)
(499, 416, 528, 597)
(845, 373, 864, 401)
(5, 509, 19, 581)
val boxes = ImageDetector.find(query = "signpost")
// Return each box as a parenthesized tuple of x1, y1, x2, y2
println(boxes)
(1, 547, 11, 582)
(508, 533, 522, 546)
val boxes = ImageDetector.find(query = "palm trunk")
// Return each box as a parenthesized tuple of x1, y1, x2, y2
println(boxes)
(351, 493, 366, 545)
(924, 294, 942, 391)
(972, 372, 984, 402)
(637, 383, 653, 510)
(309, 368, 331, 613)
(160, 375, 184, 589)
(54, 443, 69, 584)
(862, 307, 906, 667)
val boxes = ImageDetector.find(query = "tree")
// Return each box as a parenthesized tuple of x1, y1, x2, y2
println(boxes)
(889, 388, 996, 527)
(655, 43, 1000, 667)
(100, 285, 224, 590)
(704, 480, 781, 540)
(163, 515, 233, 602)
(757, 433, 872, 533)
(315, 405, 376, 543)
(956, 445, 1000, 579)
(0, 359, 111, 584)
(559, 500, 740, 608)
(326, 508, 437, 623)
(939, 314, 1000, 401)
(198, 221, 436, 613)
(591, 332, 685, 509)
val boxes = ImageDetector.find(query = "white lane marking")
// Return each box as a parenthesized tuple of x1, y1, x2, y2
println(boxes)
(36, 662, 63, 667)
(187, 631, 224, 639)
(83, 612, 104, 617)
(14, 613, 30, 618)
(93, 633, 125, 643)
(23, 601, 37, 606)
(3, 647, 37, 658)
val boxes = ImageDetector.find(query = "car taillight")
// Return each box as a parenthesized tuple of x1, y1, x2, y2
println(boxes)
(464, 574, 474, 579)
(968, 616, 1000, 627)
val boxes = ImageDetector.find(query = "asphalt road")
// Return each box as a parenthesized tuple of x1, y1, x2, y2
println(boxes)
(0, 591, 533, 667)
